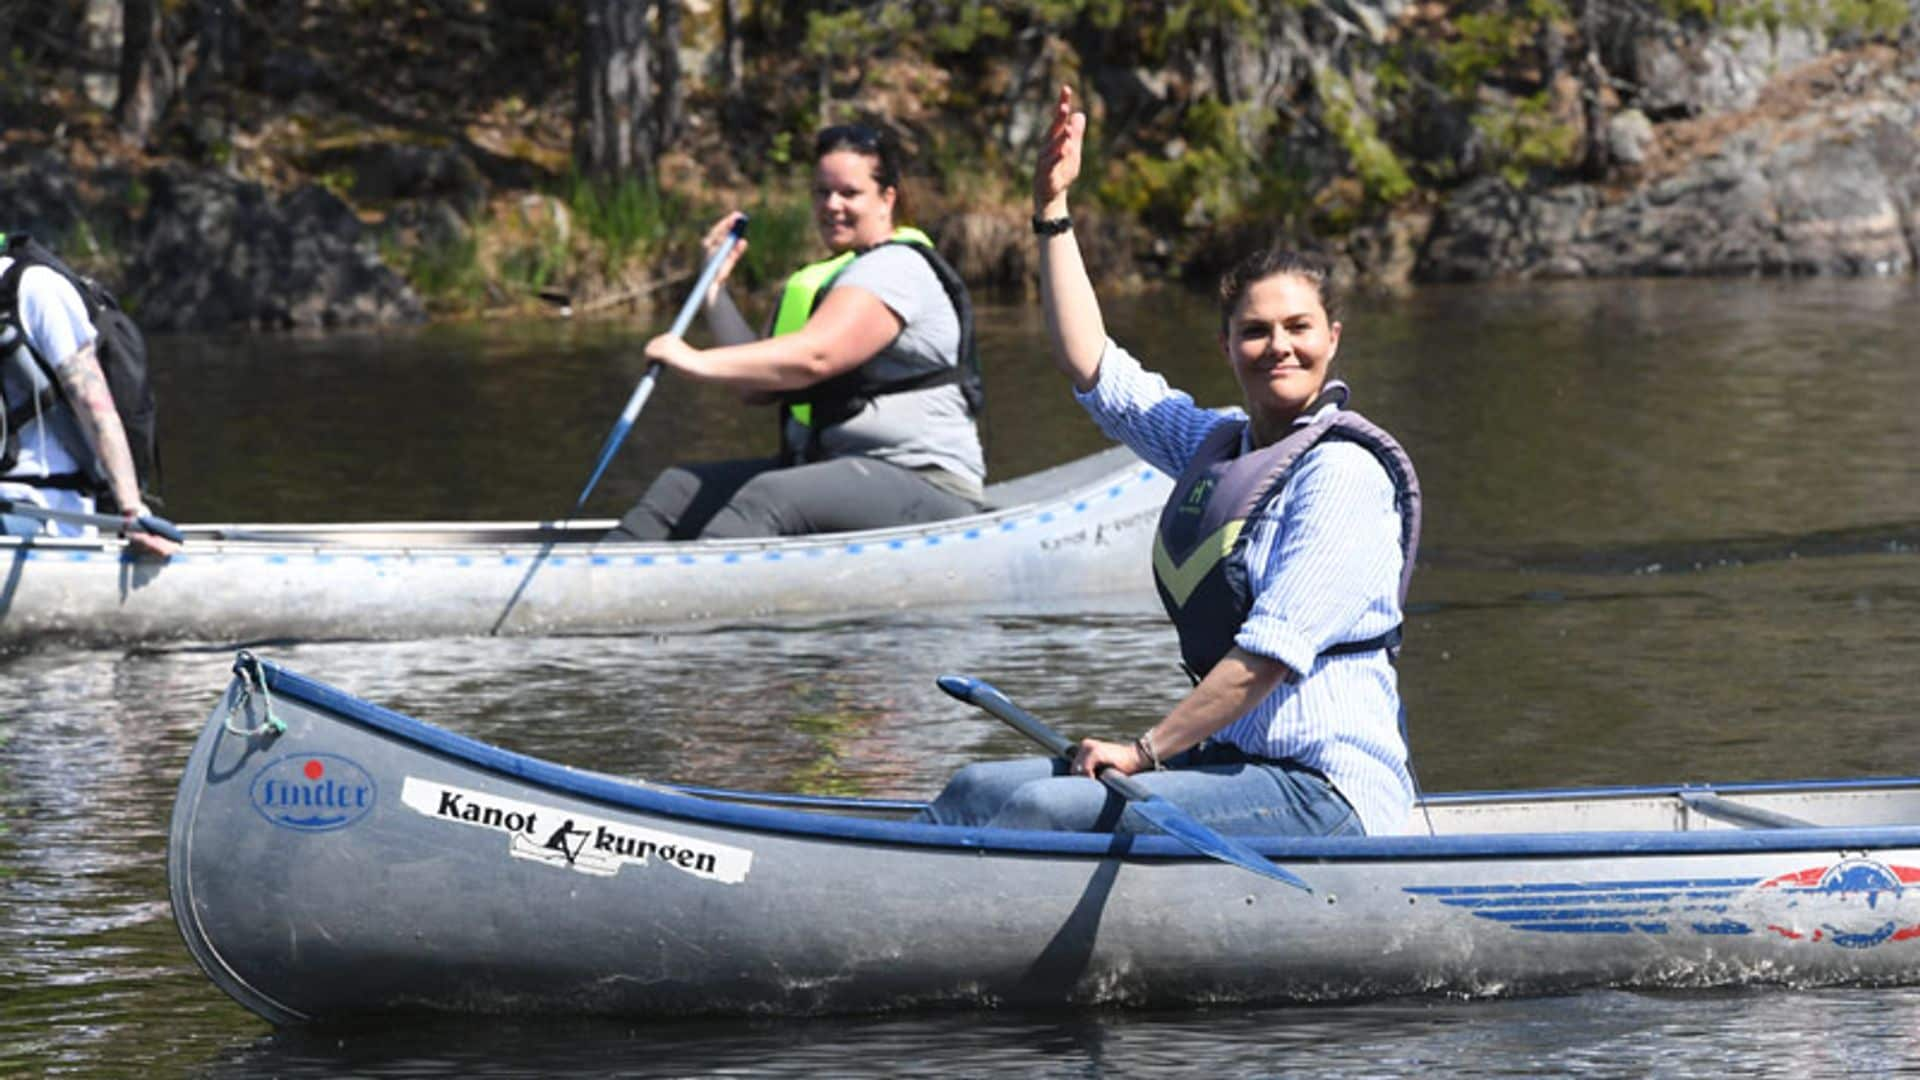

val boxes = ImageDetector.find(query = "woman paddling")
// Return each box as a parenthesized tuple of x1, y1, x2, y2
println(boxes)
(923, 87, 1422, 838)
(613, 124, 985, 540)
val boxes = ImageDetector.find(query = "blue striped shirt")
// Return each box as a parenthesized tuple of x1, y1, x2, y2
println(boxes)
(1075, 339, 1415, 835)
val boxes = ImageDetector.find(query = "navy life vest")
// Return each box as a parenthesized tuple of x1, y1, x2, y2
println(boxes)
(768, 229, 982, 465)
(1152, 385, 1422, 681)
(0, 233, 161, 511)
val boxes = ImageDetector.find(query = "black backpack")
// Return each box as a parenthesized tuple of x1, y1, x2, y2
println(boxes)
(0, 232, 161, 511)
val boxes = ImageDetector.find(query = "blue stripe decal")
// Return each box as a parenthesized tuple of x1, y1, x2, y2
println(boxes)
(1433, 888, 1745, 907)
(1510, 921, 1640, 934)
(1691, 921, 1753, 935)
(1405, 877, 1761, 896)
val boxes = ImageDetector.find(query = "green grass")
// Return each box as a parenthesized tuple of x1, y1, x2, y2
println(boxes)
(567, 173, 681, 268)
(736, 186, 817, 291)
(391, 229, 486, 312)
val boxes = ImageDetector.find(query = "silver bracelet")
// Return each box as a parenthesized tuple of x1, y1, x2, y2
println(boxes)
(1134, 731, 1164, 771)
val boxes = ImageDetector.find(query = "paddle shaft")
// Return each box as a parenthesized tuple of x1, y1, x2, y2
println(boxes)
(569, 214, 751, 515)
(0, 496, 184, 544)
(936, 674, 1311, 890)
(942, 676, 1159, 804)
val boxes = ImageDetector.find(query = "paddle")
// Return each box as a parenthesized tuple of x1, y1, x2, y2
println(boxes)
(567, 213, 751, 516)
(936, 674, 1311, 891)
(0, 496, 185, 544)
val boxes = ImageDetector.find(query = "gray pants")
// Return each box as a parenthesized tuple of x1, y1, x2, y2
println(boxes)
(615, 456, 982, 541)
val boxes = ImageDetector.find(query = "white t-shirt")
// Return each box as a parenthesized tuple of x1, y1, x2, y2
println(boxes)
(1, 257, 97, 536)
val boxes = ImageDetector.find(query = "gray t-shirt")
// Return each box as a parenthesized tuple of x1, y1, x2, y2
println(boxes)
(786, 243, 985, 495)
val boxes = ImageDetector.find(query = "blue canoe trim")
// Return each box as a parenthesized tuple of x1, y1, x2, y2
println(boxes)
(257, 659, 1920, 865)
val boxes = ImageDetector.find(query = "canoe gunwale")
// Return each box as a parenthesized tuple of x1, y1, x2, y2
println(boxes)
(259, 659, 1920, 865)
(5, 445, 1156, 557)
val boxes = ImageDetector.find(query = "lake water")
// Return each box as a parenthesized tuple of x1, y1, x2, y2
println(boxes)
(4, 277, 1920, 1075)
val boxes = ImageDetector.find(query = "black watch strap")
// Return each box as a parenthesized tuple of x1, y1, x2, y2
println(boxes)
(1031, 213, 1072, 236)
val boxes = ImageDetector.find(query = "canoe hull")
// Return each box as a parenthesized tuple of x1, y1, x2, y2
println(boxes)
(3, 447, 1168, 644)
(169, 660, 1920, 1022)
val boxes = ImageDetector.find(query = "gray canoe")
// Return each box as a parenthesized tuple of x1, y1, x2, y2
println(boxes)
(170, 654, 1920, 1023)
(1, 445, 1167, 645)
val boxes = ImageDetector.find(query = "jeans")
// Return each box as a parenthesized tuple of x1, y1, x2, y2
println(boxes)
(918, 742, 1364, 837)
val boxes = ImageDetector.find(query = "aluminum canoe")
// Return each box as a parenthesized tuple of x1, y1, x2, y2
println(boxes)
(169, 654, 1920, 1023)
(1, 445, 1168, 645)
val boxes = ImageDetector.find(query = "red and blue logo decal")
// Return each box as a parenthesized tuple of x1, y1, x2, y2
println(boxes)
(250, 753, 377, 831)
(1754, 859, 1920, 948)
(1406, 858, 1920, 947)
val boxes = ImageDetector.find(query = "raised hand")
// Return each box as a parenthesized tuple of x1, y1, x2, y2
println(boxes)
(1034, 85, 1087, 217)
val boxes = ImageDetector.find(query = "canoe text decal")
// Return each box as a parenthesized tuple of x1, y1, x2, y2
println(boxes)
(250, 753, 377, 832)
(400, 777, 753, 885)
(1405, 858, 1920, 947)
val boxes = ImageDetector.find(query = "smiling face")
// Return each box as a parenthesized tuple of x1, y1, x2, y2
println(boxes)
(1220, 272, 1341, 442)
(813, 150, 897, 252)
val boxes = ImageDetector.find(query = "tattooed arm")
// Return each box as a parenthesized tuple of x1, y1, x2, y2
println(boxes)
(55, 342, 177, 556)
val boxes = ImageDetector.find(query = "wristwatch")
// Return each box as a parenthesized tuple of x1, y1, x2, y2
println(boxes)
(1031, 213, 1072, 236)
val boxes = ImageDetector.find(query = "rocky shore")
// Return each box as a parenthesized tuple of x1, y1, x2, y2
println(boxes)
(4, 5, 1916, 331)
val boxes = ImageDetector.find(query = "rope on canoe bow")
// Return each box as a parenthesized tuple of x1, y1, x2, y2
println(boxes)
(224, 650, 287, 737)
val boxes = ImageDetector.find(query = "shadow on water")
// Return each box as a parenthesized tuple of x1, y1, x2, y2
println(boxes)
(186, 986, 1920, 1078)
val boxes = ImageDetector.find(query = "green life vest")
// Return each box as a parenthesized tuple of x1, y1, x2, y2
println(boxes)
(768, 226, 936, 339)
(766, 228, 981, 458)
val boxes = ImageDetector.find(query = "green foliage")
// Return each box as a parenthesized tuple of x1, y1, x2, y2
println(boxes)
(1802, 0, 1908, 35)
(1095, 98, 1276, 230)
(1473, 90, 1582, 187)
(315, 168, 357, 202)
(1828, 0, 1910, 36)
(1, 46, 31, 106)
(926, 1, 1015, 52)
(392, 229, 486, 312)
(1316, 69, 1415, 205)
(1654, 0, 1719, 21)
(768, 132, 795, 168)
(1435, 0, 1566, 99)
(736, 186, 817, 291)
(567, 173, 678, 268)
(1662, 0, 1908, 36)
(804, 3, 915, 62)
(925, 125, 1008, 203)
(498, 233, 567, 296)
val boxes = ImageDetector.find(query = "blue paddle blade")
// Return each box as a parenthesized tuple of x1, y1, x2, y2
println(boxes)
(1123, 794, 1313, 892)
(571, 417, 634, 515)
